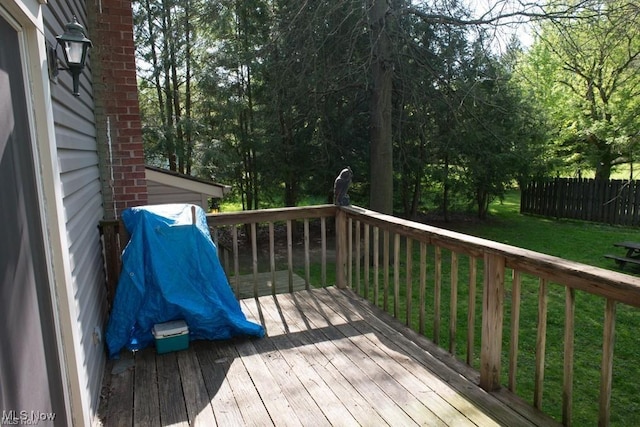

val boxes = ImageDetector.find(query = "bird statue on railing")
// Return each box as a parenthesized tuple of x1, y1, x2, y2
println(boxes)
(333, 167, 353, 206)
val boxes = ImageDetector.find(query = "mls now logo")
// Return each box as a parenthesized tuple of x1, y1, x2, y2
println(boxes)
(1, 410, 56, 425)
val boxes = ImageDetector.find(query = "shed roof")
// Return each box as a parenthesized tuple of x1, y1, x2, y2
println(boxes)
(145, 166, 231, 199)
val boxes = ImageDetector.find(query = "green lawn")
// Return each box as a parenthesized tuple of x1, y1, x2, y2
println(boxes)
(452, 191, 640, 268)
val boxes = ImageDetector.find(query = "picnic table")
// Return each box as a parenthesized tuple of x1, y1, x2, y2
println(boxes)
(604, 241, 640, 269)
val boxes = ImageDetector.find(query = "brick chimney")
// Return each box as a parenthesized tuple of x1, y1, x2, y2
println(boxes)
(89, 0, 147, 219)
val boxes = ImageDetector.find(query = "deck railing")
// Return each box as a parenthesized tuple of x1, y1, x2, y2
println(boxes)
(204, 204, 640, 427)
(205, 205, 335, 297)
(101, 204, 640, 426)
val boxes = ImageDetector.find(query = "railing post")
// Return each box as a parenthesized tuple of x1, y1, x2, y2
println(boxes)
(480, 253, 506, 391)
(335, 207, 348, 289)
(599, 298, 616, 427)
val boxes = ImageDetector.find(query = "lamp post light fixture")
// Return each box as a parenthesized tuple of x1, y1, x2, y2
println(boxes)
(54, 16, 93, 96)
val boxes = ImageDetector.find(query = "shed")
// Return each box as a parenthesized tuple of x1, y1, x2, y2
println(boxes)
(145, 165, 231, 210)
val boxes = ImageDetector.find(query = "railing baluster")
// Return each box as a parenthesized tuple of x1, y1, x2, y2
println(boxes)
(251, 223, 258, 298)
(599, 298, 616, 427)
(480, 253, 505, 392)
(348, 217, 353, 289)
(356, 220, 361, 295)
(269, 222, 276, 296)
(467, 257, 477, 366)
(232, 225, 239, 297)
(394, 233, 400, 319)
(373, 226, 379, 306)
(364, 223, 370, 299)
(534, 278, 548, 409)
(304, 218, 310, 290)
(335, 208, 348, 289)
(509, 270, 522, 392)
(419, 241, 427, 335)
(223, 244, 230, 275)
(406, 238, 413, 327)
(434, 246, 442, 344)
(287, 219, 293, 293)
(321, 217, 326, 287)
(383, 229, 389, 312)
(449, 252, 458, 355)
(563, 286, 575, 426)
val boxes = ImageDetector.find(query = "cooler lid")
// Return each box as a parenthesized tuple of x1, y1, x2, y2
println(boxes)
(152, 319, 188, 337)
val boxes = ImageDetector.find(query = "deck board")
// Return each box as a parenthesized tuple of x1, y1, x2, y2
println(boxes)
(193, 342, 245, 426)
(276, 292, 438, 426)
(242, 297, 386, 426)
(314, 287, 541, 427)
(156, 352, 189, 426)
(98, 287, 561, 427)
(176, 349, 217, 426)
(104, 351, 134, 426)
(291, 292, 475, 427)
(230, 270, 307, 298)
(133, 348, 160, 427)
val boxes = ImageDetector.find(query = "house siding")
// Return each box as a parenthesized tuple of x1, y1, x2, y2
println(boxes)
(147, 180, 210, 209)
(44, 2, 107, 425)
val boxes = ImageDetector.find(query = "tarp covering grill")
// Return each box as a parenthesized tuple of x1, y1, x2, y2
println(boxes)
(105, 204, 264, 358)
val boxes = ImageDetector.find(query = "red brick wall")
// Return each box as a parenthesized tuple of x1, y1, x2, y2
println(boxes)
(89, 0, 147, 220)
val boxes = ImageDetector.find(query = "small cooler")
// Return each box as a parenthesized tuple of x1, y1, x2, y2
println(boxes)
(152, 320, 189, 354)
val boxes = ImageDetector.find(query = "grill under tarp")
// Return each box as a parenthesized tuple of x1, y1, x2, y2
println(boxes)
(105, 204, 264, 358)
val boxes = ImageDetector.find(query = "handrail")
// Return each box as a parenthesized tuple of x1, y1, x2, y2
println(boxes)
(206, 204, 336, 226)
(340, 206, 640, 307)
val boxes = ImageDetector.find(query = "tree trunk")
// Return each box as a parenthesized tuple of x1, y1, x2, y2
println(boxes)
(161, 0, 176, 171)
(443, 154, 450, 222)
(368, 0, 393, 215)
(144, 0, 166, 145)
(184, 0, 193, 175)
(167, 6, 184, 174)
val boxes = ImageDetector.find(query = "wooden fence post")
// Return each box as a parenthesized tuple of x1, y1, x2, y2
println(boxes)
(335, 207, 348, 289)
(480, 253, 506, 391)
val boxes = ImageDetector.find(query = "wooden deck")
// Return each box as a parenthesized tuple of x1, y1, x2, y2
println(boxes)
(229, 270, 307, 298)
(97, 287, 559, 426)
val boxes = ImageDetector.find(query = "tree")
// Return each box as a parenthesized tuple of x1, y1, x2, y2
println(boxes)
(458, 42, 545, 217)
(134, 0, 195, 173)
(522, 1, 640, 179)
(363, 0, 609, 214)
(132, 0, 600, 214)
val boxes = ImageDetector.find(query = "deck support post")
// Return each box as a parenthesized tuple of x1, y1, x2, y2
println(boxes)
(480, 253, 505, 391)
(335, 207, 348, 289)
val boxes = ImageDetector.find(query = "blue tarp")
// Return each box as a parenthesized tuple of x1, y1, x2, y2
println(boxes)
(105, 204, 264, 358)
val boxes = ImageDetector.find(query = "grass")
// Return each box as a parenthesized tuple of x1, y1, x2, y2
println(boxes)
(451, 191, 640, 268)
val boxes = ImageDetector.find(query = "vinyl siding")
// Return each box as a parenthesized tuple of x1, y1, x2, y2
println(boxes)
(148, 180, 210, 209)
(44, 2, 107, 424)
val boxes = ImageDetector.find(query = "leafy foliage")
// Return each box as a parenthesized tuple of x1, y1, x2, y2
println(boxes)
(518, 1, 640, 179)
(133, 0, 631, 217)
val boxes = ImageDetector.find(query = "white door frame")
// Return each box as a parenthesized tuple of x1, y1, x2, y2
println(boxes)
(0, 2, 88, 425)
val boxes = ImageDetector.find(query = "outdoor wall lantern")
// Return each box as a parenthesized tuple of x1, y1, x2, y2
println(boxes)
(53, 16, 93, 96)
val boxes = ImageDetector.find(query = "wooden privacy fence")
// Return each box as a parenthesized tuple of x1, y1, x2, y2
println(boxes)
(521, 178, 640, 226)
